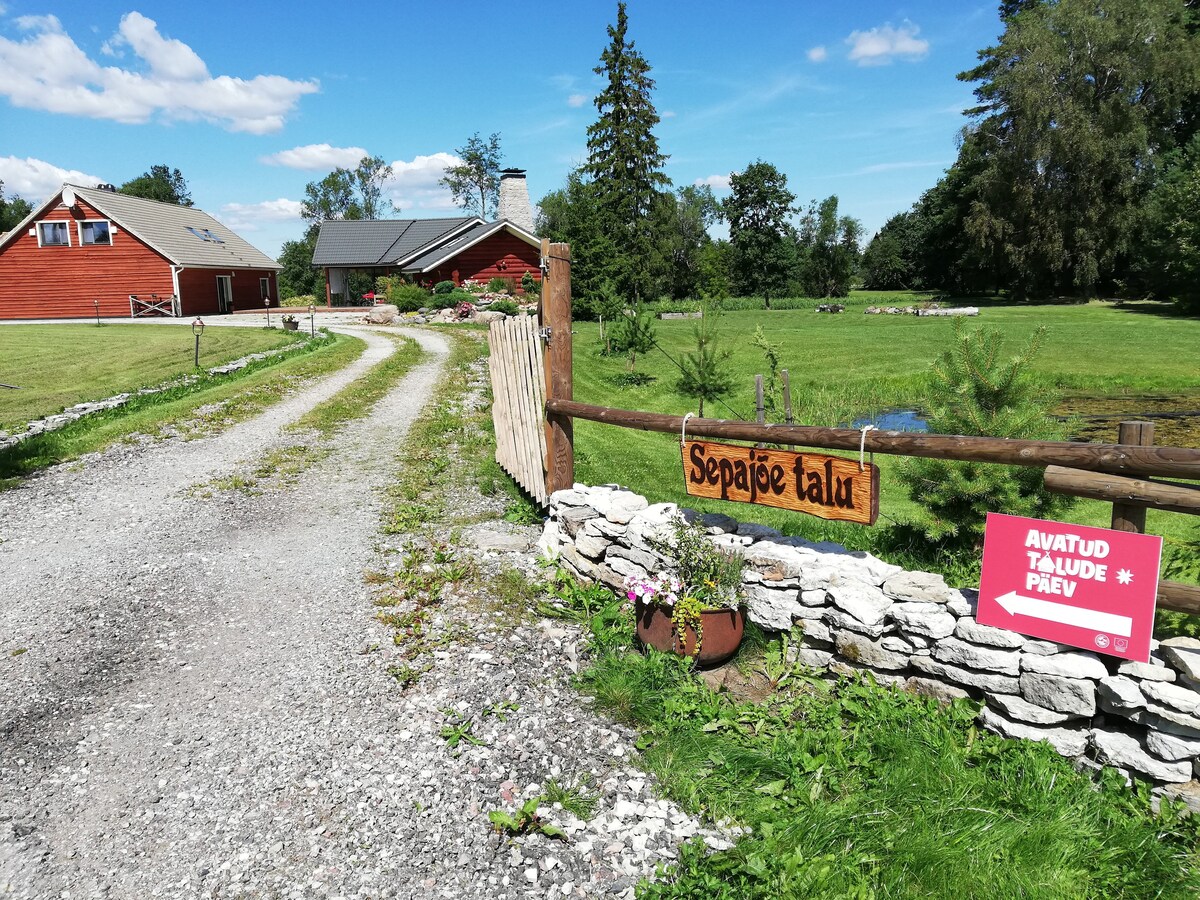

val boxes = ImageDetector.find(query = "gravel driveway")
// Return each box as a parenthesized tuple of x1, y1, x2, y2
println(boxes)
(0, 326, 719, 899)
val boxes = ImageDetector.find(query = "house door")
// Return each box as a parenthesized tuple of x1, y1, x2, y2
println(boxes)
(216, 276, 232, 313)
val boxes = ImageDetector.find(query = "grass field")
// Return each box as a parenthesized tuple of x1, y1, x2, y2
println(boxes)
(570, 296, 1200, 578)
(0, 324, 301, 431)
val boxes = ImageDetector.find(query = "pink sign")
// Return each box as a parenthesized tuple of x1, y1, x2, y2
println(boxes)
(978, 513, 1162, 662)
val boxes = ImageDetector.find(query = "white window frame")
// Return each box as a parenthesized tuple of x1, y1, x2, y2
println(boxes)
(36, 220, 72, 248)
(77, 219, 113, 247)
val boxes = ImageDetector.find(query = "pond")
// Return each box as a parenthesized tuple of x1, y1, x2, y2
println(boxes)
(846, 409, 929, 433)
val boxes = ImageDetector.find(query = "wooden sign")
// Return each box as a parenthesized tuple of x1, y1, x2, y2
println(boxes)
(681, 440, 879, 525)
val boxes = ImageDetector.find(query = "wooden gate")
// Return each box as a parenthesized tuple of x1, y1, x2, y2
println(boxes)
(488, 313, 549, 506)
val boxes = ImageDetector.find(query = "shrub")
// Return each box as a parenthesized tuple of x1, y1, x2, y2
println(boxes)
(489, 299, 519, 316)
(897, 321, 1074, 551)
(521, 270, 539, 296)
(391, 284, 432, 312)
(280, 294, 315, 308)
(434, 280, 456, 295)
(431, 289, 474, 310)
(487, 276, 511, 294)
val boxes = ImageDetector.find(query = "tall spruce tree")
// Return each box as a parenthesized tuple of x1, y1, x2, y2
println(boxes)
(584, 2, 670, 302)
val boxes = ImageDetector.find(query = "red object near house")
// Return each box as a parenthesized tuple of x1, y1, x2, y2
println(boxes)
(0, 184, 281, 319)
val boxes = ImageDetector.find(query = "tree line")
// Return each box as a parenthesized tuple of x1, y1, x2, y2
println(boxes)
(860, 0, 1200, 312)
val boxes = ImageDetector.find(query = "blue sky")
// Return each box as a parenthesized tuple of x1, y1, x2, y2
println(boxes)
(0, 2, 1004, 258)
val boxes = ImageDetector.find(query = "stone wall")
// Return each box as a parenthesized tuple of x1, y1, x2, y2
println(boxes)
(538, 484, 1200, 791)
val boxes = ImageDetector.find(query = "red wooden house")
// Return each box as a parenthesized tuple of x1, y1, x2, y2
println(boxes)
(0, 184, 281, 319)
(311, 217, 541, 305)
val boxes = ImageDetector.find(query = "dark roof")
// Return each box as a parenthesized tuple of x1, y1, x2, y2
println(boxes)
(311, 217, 481, 267)
(403, 220, 539, 273)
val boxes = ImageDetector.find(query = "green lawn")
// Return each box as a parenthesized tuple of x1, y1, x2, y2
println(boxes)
(570, 297, 1200, 576)
(0, 324, 301, 431)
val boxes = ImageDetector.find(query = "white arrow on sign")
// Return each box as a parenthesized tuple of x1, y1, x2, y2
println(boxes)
(994, 590, 1133, 637)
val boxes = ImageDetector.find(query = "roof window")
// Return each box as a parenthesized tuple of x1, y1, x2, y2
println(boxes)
(186, 226, 225, 244)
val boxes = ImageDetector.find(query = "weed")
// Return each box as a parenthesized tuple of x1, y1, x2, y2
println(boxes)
(387, 663, 430, 690)
(487, 796, 566, 840)
(483, 700, 519, 722)
(543, 777, 598, 821)
(9, 647, 28, 657)
(440, 710, 487, 751)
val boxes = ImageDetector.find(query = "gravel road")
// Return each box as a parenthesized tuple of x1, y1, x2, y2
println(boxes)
(0, 327, 719, 899)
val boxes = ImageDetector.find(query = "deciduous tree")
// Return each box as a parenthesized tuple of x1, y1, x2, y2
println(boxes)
(0, 181, 33, 232)
(120, 164, 192, 206)
(440, 132, 503, 218)
(723, 161, 797, 300)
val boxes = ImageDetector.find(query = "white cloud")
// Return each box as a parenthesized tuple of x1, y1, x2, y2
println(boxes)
(386, 152, 460, 212)
(846, 22, 929, 66)
(260, 144, 369, 170)
(807, 45, 828, 63)
(694, 173, 732, 191)
(567, 93, 588, 108)
(217, 198, 303, 231)
(661, 110, 677, 119)
(856, 160, 946, 175)
(0, 155, 103, 202)
(0, 12, 318, 133)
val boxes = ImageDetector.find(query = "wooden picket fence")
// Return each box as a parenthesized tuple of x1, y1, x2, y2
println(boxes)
(488, 313, 549, 506)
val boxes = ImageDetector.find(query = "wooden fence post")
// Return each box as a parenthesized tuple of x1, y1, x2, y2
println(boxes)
(540, 240, 574, 496)
(1111, 421, 1154, 533)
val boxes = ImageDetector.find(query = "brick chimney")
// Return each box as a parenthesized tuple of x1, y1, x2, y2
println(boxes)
(497, 169, 534, 233)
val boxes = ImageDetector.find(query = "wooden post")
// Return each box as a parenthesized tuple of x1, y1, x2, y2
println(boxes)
(1111, 421, 1154, 533)
(755, 375, 766, 448)
(781, 369, 794, 425)
(540, 240, 574, 496)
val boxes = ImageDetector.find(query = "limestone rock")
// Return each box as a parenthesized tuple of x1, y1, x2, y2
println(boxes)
(559, 506, 599, 537)
(1141, 680, 1200, 715)
(934, 638, 1021, 676)
(946, 590, 977, 618)
(744, 542, 805, 579)
(587, 486, 649, 524)
(977, 707, 1089, 757)
(1154, 781, 1200, 817)
(829, 659, 907, 687)
(799, 589, 827, 607)
(904, 677, 971, 704)
(536, 521, 563, 560)
(1097, 676, 1146, 712)
(954, 617, 1025, 649)
(745, 584, 803, 632)
(698, 512, 739, 533)
(1160, 637, 1200, 681)
(1092, 730, 1193, 783)
(474, 310, 505, 323)
(1134, 705, 1200, 739)
(881, 635, 917, 654)
(625, 504, 678, 551)
(828, 581, 893, 627)
(835, 632, 911, 671)
(606, 544, 664, 574)
(882, 571, 956, 604)
(1021, 639, 1063, 656)
(604, 554, 648, 582)
(824, 609, 890, 640)
(798, 620, 832, 644)
(1020, 673, 1096, 717)
(1118, 660, 1175, 683)
(1020, 651, 1108, 680)
(573, 531, 609, 560)
(796, 648, 833, 668)
(910, 655, 1019, 694)
(892, 602, 956, 640)
(987, 693, 1077, 725)
(560, 546, 599, 580)
(365, 303, 398, 323)
(1146, 730, 1200, 762)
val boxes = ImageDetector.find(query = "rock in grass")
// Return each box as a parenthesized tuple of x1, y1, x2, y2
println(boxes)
(1020, 673, 1096, 717)
(977, 707, 1088, 757)
(1092, 730, 1193, 783)
(987, 693, 1078, 726)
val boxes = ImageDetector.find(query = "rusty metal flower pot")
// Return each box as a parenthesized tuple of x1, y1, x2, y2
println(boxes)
(635, 602, 745, 667)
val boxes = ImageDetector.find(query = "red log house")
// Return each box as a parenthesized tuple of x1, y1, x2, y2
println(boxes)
(0, 184, 281, 319)
(311, 216, 542, 305)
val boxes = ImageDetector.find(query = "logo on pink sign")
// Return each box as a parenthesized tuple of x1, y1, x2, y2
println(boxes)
(977, 513, 1162, 663)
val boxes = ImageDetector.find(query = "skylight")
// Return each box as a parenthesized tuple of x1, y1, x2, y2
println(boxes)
(186, 226, 225, 244)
